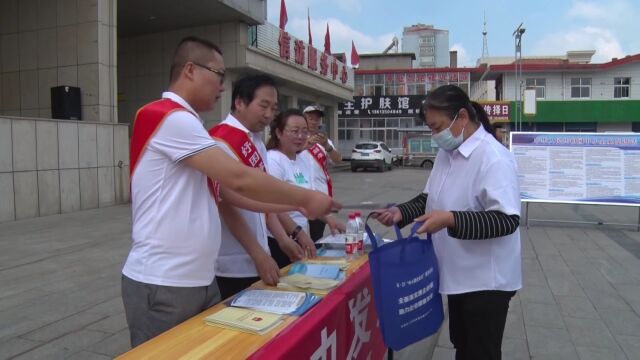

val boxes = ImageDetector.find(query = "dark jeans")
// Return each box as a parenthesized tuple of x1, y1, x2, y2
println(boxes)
(216, 275, 260, 300)
(308, 219, 327, 243)
(268, 236, 292, 269)
(121, 275, 221, 348)
(447, 290, 516, 360)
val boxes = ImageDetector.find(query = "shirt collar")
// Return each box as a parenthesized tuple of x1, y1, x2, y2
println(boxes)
(223, 113, 251, 134)
(454, 126, 487, 158)
(223, 113, 266, 145)
(162, 91, 200, 122)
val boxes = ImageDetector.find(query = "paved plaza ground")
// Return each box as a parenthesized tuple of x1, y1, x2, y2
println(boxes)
(1, 168, 640, 359)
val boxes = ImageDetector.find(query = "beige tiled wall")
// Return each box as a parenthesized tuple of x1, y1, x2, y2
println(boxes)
(0, 116, 129, 222)
(0, 0, 117, 123)
(118, 24, 228, 125)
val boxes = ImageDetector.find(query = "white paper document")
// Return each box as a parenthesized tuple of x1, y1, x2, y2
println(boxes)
(230, 289, 307, 315)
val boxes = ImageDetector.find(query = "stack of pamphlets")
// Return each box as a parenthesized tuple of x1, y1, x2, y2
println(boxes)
(229, 289, 321, 316)
(204, 307, 283, 335)
(278, 262, 345, 294)
(205, 289, 322, 335)
(312, 248, 350, 269)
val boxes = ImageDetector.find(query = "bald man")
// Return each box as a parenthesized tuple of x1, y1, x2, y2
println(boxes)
(121, 36, 340, 347)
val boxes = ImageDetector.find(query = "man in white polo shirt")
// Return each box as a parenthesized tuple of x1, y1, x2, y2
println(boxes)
(122, 37, 338, 347)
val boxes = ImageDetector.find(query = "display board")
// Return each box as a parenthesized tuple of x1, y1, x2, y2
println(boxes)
(510, 132, 640, 206)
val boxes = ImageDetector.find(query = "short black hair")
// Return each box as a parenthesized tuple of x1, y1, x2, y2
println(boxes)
(231, 74, 278, 111)
(169, 36, 223, 83)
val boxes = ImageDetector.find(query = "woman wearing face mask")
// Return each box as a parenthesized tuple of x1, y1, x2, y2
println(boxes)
(373, 85, 521, 360)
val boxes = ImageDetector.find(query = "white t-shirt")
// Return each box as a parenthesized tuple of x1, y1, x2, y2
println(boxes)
(425, 126, 522, 295)
(300, 139, 335, 195)
(215, 114, 270, 277)
(267, 150, 312, 234)
(123, 92, 221, 287)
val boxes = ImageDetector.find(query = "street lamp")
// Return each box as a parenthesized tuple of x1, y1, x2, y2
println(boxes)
(513, 23, 525, 131)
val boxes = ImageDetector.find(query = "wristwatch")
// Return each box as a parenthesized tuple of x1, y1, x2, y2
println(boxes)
(290, 225, 303, 241)
(324, 145, 334, 153)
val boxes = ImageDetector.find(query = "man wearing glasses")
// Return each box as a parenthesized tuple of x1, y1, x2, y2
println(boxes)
(122, 37, 339, 347)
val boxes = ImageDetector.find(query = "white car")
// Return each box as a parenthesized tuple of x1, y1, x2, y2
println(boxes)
(350, 141, 394, 172)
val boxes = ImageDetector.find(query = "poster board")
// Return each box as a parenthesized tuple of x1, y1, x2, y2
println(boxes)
(510, 132, 640, 206)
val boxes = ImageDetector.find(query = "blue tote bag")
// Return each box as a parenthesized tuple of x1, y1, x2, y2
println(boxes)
(365, 218, 444, 351)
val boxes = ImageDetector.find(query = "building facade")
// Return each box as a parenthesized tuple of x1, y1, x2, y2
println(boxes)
(0, 0, 353, 222)
(401, 24, 449, 68)
(474, 53, 640, 134)
(338, 52, 478, 155)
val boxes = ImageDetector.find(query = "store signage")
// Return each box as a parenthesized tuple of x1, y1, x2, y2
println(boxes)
(384, 72, 469, 83)
(338, 95, 425, 118)
(479, 101, 511, 121)
(279, 30, 348, 84)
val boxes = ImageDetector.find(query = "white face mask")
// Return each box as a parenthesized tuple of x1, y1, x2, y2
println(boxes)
(432, 111, 465, 152)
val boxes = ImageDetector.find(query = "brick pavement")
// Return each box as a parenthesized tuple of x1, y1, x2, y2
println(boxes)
(1, 169, 639, 359)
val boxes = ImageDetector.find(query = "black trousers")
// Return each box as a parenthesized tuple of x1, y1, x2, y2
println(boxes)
(308, 219, 327, 243)
(216, 275, 260, 300)
(268, 236, 292, 269)
(447, 290, 516, 360)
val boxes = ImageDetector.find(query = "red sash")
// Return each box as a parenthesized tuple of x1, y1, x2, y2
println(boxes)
(130, 98, 192, 178)
(209, 124, 266, 171)
(308, 143, 333, 197)
(207, 123, 266, 202)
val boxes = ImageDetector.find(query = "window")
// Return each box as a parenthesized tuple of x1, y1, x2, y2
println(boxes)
(614, 77, 630, 98)
(525, 78, 546, 99)
(571, 78, 591, 98)
(373, 118, 386, 128)
(419, 46, 434, 55)
(420, 56, 435, 63)
(385, 85, 398, 96)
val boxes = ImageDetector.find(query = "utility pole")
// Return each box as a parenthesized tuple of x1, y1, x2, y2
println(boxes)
(512, 23, 525, 131)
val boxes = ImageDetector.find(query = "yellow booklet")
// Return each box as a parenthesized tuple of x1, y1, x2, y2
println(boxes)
(277, 273, 342, 295)
(204, 307, 284, 335)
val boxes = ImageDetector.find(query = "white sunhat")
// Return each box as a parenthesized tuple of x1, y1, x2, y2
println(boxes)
(303, 105, 324, 115)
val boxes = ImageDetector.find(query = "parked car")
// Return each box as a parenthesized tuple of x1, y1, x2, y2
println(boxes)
(351, 141, 394, 172)
(401, 153, 436, 169)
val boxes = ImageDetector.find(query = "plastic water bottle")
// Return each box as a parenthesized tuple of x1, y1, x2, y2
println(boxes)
(354, 211, 365, 256)
(345, 213, 358, 260)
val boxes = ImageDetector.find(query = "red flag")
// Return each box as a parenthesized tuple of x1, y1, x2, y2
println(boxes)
(324, 23, 331, 54)
(351, 40, 360, 66)
(279, 0, 288, 30)
(307, 9, 312, 45)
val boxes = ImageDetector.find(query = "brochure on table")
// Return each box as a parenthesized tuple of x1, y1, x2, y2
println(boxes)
(230, 289, 321, 316)
(204, 307, 283, 335)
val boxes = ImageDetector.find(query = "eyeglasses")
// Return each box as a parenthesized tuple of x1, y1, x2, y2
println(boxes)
(283, 128, 310, 138)
(192, 62, 225, 84)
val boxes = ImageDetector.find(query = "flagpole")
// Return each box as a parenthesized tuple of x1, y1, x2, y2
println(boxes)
(307, 8, 312, 45)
